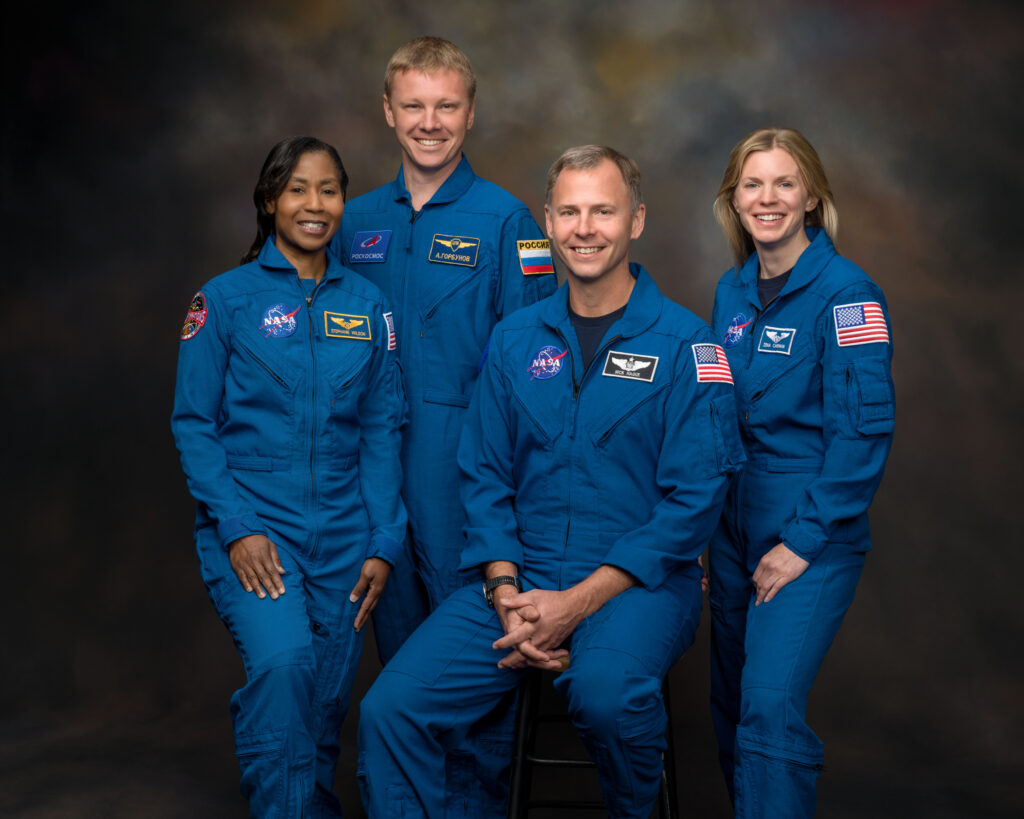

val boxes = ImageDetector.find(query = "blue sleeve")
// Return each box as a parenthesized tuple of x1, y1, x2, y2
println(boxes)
(495, 209, 558, 318)
(357, 302, 408, 566)
(456, 330, 524, 572)
(779, 283, 895, 561)
(170, 285, 269, 548)
(601, 329, 746, 590)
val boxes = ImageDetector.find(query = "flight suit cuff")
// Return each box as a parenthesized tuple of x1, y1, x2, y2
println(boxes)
(778, 525, 824, 563)
(367, 533, 404, 567)
(217, 515, 267, 550)
(458, 539, 523, 574)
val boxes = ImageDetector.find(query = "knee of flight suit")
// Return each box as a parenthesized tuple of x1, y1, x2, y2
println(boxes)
(560, 669, 666, 751)
(739, 685, 822, 757)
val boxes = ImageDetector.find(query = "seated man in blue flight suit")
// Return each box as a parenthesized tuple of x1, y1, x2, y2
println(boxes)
(357, 145, 745, 819)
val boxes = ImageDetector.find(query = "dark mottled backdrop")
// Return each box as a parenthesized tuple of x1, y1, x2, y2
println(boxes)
(3, 1, 1022, 816)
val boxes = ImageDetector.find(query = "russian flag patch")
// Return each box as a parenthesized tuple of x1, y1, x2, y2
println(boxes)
(517, 239, 555, 275)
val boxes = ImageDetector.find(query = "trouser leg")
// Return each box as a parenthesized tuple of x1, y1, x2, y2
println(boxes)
(733, 546, 865, 819)
(197, 527, 321, 818)
(370, 533, 431, 666)
(357, 585, 523, 819)
(556, 569, 702, 819)
(708, 519, 750, 800)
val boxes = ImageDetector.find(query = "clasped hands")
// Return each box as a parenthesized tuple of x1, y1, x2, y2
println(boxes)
(490, 587, 582, 671)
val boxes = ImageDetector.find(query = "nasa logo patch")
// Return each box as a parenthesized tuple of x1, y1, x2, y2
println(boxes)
(602, 350, 658, 383)
(429, 234, 480, 267)
(723, 312, 752, 348)
(757, 326, 796, 355)
(324, 312, 371, 340)
(350, 230, 392, 263)
(180, 291, 208, 340)
(260, 303, 300, 338)
(527, 345, 567, 380)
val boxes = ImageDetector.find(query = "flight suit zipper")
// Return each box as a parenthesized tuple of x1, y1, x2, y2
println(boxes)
(304, 278, 323, 554)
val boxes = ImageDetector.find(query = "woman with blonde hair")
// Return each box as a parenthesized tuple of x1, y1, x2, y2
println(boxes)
(708, 127, 895, 817)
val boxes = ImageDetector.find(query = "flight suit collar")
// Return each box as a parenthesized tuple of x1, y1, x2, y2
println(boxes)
(390, 153, 475, 208)
(540, 263, 664, 340)
(739, 227, 837, 311)
(257, 236, 350, 284)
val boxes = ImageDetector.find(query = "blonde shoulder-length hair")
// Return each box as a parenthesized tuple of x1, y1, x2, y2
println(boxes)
(712, 127, 838, 273)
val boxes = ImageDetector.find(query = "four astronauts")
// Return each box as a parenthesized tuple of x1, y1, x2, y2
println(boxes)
(173, 36, 894, 819)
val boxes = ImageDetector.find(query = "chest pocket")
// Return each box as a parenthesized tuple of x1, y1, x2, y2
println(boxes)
(325, 339, 374, 395)
(233, 328, 298, 393)
(589, 381, 670, 448)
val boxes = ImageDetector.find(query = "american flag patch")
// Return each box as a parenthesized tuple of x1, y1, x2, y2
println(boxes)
(383, 311, 397, 351)
(833, 302, 889, 346)
(692, 344, 733, 384)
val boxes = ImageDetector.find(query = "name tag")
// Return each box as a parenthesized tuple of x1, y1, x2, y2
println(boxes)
(757, 326, 796, 355)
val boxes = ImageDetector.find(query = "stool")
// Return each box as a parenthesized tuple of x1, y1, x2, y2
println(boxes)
(506, 669, 679, 818)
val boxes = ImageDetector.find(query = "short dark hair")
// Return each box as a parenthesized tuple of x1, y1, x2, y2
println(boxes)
(242, 137, 348, 264)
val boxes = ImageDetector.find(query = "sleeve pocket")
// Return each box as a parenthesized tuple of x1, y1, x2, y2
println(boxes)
(850, 357, 894, 436)
(705, 393, 746, 476)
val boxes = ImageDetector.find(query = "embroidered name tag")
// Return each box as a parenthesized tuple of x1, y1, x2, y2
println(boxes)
(429, 234, 480, 267)
(349, 230, 392, 263)
(757, 326, 796, 355)
(602, 350, 658, 382)
(324, 312, 371, 340)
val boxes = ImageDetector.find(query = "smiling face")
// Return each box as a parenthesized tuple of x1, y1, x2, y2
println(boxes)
(732, 147, 819, 259)
(383, 68, 475, 182)
(545, 158, 645, 287)
(267, 150, 344, 268)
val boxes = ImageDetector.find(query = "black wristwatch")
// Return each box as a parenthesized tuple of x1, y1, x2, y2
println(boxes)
(483, 575, 522, 608)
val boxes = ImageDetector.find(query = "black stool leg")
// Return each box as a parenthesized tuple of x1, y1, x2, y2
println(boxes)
(507, 671, 539, 819)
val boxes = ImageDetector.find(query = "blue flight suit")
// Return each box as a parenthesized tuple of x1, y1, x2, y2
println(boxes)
(358, 266, 744, 818)
(171, 238, 406, 817)
(708, 228, 894, 818)
(331, 154, 558, 662)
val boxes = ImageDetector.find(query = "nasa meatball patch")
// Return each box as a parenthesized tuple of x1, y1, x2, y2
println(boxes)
(260, 304, 300, 338)
(602, 350, 658, 382)
(528, 345, 567, 380)
(179, 291, 208, 340)
(757, 326, 796, 355)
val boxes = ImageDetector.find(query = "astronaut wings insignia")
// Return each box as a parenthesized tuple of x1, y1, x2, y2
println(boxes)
(602, 350, 658, 382)
(610, 356, 652, 373)
(757, 325, 797, 355)
(324, 311, 372, 340)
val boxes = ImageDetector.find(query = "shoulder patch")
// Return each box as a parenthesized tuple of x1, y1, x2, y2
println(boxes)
(833, 302, 889, 346)
(517, 239, 555, 275)
(693, 343, 734, 384)
(757, 325, 796, 355)
(350, 230, 392, 263)
(325, 312, 372, 341)
(180, 291, 208, 340)
(383, 311, 397, 351)
(429, 234, 480, 267)
(602, 350, 658, 382)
